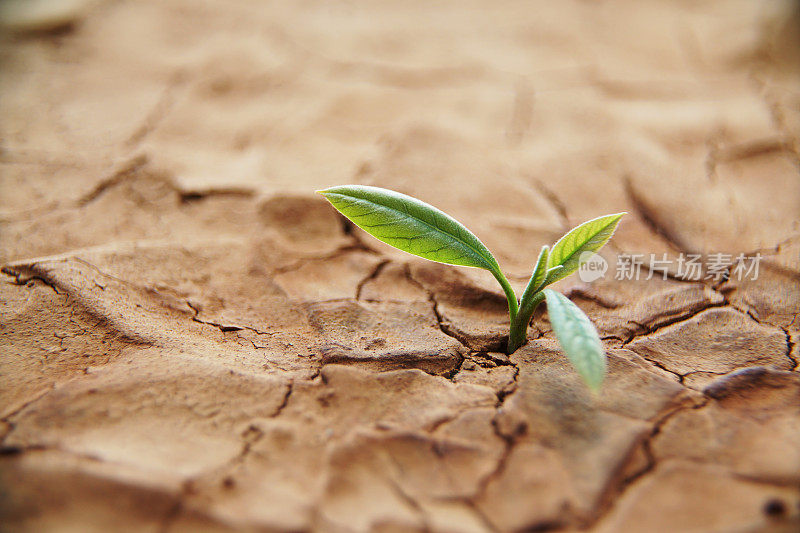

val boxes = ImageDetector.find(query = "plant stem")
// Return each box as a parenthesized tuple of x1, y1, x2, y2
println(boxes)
(507, 290, 545, 353)
(491, 269, 518, 323)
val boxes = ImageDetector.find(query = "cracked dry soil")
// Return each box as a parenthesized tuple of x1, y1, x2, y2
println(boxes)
(1, 1, 800, 532)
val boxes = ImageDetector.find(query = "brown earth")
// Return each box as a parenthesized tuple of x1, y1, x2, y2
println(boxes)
(1, 1, 800, 532)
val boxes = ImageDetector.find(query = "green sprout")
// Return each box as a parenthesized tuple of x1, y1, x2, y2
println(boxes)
(318, 185, 624, 391)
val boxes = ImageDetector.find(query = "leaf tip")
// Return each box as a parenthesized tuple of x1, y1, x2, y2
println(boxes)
(610, 212, 627, 223)
(586, 374, 605, 394)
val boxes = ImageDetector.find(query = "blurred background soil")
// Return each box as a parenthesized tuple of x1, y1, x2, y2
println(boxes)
(1, 1, 799, 532)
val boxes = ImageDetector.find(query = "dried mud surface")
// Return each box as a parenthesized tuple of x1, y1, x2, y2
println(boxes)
(1, 1, 800, 532)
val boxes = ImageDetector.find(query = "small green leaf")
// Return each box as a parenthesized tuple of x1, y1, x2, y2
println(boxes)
(318, 185, 501, 273)
(544, 289, 606, 391)
(546, 213, 625, 284)
(521, 245, 549, 305)
(508, 246, 550, 353)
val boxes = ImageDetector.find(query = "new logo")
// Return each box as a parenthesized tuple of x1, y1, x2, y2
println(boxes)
(578, 251, 608, 282)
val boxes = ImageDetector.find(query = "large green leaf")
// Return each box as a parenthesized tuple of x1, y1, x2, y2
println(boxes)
(544, 289, 606, 391)
(546, 213, 625, 284)
(318, 185, 501, 273)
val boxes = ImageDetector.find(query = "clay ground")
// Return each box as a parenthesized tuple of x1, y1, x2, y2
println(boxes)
(1, 1, 800, 532)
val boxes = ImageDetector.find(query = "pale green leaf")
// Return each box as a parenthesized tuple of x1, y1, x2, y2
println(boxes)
(546, 213, 625, 284)
(508, 246, 550, 353)
(544, 289, 606, 391)
(521, 245, 549, 305)
(318, 185, 501, 273)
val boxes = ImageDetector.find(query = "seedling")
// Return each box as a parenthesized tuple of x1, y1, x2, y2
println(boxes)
(318, 185, 624, 390)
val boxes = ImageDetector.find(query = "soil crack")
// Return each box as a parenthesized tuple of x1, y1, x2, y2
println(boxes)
(528, 176, 570, 229)
(781, 327, 798, 371)
(126, 79, 182, 149)
(623, 299, 727, 345)
(185, 300, 275, 337)
(2, 265, 62, 294)
(588, 395, 709, 528)
(272, 243, 378, 275)
(402, 264, 473, 353)
(77, 155, 150, 207)
(623, 176, 691, 254)
(382, 451, 432, 531)
(355, 259, 390, 300)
